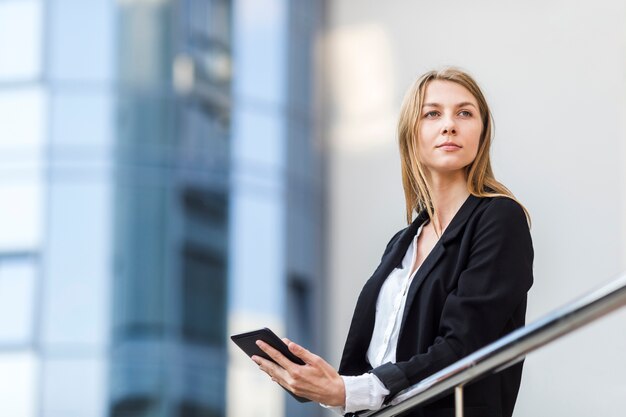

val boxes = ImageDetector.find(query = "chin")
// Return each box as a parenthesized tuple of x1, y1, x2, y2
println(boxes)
(428, 164, 469, 175)
(428, 158, 474, 173)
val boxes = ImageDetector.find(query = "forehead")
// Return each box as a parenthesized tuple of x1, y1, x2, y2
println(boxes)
(423, 80, 477, 106)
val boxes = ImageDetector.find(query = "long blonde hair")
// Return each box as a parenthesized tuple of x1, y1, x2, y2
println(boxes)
(398, 67, 530, 225)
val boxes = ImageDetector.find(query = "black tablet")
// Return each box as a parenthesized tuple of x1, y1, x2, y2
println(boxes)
(230, 327, 310, 403)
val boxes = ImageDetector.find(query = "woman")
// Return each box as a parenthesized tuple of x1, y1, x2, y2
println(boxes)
(252, 68, 533, 417)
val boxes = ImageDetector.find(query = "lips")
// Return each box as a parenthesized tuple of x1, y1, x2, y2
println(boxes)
(436, 141, 462, 149)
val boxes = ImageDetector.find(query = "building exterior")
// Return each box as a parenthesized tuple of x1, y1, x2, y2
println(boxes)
(0, 0, 324, 416)
(227, 0, 325, 416)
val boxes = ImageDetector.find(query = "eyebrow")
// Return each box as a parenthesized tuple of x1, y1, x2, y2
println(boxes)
(423, 101, 478, 109)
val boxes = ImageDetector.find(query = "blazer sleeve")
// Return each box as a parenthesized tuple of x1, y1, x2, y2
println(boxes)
(371, 198, 534, 399)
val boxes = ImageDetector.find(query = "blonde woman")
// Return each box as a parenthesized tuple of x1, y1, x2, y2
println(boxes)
(253, 68, 533, 417)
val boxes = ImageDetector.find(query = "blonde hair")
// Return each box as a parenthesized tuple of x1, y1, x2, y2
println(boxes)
(398, 67, 530, 225)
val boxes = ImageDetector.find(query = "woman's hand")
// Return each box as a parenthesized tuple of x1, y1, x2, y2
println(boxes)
(251, 338, 346, 407)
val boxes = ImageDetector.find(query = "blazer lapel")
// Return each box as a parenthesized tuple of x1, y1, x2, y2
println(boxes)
(340, 211, 428, 373)
(399, 243, 445, 335)
(399, 195, 482, 335)
(376, 210, 429, 281)
(439, 195, 482, 245)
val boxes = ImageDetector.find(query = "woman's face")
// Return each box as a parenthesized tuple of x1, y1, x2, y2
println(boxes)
(417, 80, 482, 176)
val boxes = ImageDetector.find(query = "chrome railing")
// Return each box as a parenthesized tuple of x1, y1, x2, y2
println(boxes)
(359, 272, 626, 417)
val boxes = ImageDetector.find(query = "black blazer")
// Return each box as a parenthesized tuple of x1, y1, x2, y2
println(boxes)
(338, 196, 534, 417)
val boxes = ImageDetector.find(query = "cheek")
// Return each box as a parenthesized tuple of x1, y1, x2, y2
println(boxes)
(418, 125, 437, 148)
(470, 138, 481, 156)
(469, 127, 482, 155)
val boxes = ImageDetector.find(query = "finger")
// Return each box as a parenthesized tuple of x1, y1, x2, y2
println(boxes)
(282, 337, 292, 345)
(252, 355, 287, 381)
(286, 341, 321, 367)
(256, 340, 298, 372)
(252, 355, 277, 373)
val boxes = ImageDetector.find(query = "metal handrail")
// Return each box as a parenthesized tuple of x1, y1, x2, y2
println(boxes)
(360, 272, 626, 417)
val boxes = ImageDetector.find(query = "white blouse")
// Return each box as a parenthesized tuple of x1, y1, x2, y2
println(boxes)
(328, 224, 426, 415)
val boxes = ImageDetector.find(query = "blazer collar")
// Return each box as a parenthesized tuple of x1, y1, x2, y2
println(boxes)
(390, 194, 482, 268)
(389, 210, 429, 268)
(439, 194, 482, 246)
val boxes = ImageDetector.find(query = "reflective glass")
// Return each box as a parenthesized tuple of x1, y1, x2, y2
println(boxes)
(0, 88, 46, 149)
(0, 259, 36, 344)
(42, 180, 111, 347)
(51, 91, 112, 147)
(49, 0, 114, 81)
(181, 187, 227, 346)
(0, 182, 43, 251)
(0, 352, 37, 417)
(41, 357, 106, 417)
(0, 0, 42, 80)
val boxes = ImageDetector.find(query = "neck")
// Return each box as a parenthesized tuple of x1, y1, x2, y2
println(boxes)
(427, 170, 470, 235)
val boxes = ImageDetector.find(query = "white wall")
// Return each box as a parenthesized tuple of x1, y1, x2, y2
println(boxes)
(323, 1, 626, 416)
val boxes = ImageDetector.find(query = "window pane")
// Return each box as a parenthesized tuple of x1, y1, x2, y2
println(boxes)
(51, 91, 112, 147)
(41, 357, 106, 417)
(42, 180, 111, 347)
(110, 397, 157, 417)
(0, 182, 43, 251)
(49, 0, 113, 81)
(0, 259, 36, 344)
(0, 352, 37, 417)
(181, 187, 227, 347)
(0, 0, 42, 80)
(182, 243, 226, 346)
(0, 88, 46, 150)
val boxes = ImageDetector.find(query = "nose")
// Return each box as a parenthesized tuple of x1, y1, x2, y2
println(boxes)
(441, 123, 456, 136)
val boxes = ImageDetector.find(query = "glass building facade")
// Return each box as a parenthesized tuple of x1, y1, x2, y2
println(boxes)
(0, 0, 324, 416)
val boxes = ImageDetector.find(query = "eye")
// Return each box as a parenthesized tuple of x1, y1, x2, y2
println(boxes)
(423, 110, 440, 119)
(458, 110, 473, 117)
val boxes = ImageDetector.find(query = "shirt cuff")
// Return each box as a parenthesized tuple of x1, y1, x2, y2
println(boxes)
(343, 373, 390, 413)
(319, 402, 346, 416)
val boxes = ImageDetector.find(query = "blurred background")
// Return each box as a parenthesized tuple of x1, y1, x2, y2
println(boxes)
(0, 0, 624, 417)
